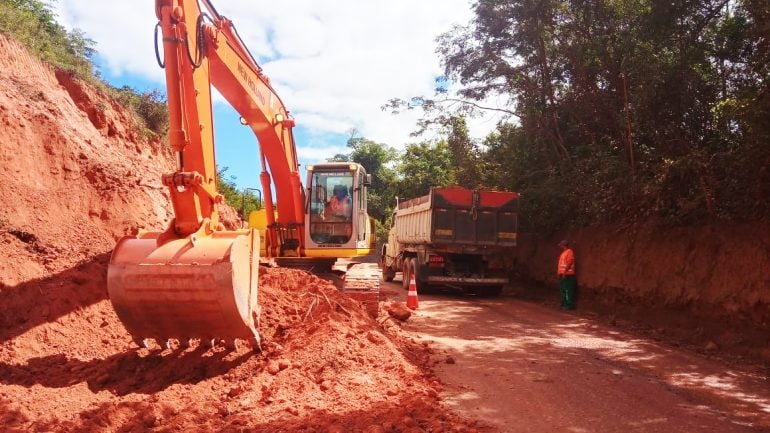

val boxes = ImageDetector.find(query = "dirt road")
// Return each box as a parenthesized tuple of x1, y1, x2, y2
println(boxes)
(383, 281, 770, 433)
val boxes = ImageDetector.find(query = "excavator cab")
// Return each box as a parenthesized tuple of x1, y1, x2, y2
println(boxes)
(305, 162, 373, 255)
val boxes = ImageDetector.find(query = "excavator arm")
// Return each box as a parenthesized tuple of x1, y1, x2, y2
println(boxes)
(108, 0, 312, 350)
(107, 0, 381, 350)
(156, 0, 303, 241)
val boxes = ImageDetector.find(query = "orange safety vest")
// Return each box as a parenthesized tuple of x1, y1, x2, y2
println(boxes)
(558, 248, 575, 275)
(328, 195, 351, 218)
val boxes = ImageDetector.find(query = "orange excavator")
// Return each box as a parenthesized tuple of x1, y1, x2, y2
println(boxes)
(107, 0, 379, 350)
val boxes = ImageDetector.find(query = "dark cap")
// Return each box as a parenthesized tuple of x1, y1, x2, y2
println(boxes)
(558, 239, 569, 247)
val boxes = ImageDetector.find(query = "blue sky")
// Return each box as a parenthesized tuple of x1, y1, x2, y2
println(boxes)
(52, 1, 504, 190)
(97, 60, 329, 190)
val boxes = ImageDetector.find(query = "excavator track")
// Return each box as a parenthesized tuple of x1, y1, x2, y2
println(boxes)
(340, 263, 381, 317)
(334, 260, 381, 317)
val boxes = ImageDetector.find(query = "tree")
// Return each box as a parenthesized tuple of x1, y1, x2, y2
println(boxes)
(431, 0, 770, 229)
(216, 167, 261, 222)
(446, 116, 483, 188)
(0, 0, 95, 78)
(397, 141, 456, 200)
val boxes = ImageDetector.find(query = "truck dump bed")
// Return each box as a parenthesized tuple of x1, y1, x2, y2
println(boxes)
(395, 186, 519, 247)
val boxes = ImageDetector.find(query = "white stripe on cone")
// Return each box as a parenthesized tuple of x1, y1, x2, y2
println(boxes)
(407, 275, 419, 309)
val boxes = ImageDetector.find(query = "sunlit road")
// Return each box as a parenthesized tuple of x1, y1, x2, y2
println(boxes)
(382, 280, 770, 433)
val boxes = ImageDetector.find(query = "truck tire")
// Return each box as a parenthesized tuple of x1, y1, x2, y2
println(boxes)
(412, 260, 430, 294)
(401, 259, 413, 290)
(381, 261, 395, 282)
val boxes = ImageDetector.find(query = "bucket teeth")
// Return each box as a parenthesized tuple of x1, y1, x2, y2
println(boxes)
(130, 335, 263, 352)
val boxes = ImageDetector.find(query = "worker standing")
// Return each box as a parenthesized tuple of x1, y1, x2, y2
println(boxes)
(557, 240, 576, 310)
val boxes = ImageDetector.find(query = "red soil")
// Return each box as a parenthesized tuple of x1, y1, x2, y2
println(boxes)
(1, 264, 486, 432)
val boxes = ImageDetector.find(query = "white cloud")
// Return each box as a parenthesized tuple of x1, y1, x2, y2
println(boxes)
(52, 0, 504, 149)
(296, 144, 348, 164)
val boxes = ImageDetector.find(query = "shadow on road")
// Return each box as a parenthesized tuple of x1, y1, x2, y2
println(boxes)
(402, 289, 770, 432)
(0, 344, 254, 396)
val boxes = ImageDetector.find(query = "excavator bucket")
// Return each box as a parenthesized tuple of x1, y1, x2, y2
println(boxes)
(107, 229, 260, 349)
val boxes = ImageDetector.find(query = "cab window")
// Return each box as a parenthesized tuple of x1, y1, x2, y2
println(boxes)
(309, 171, 353, 244)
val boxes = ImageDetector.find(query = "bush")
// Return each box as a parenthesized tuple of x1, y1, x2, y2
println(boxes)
(0, 1, 168, 138)
(0, 0, 95, 79)
(111, 86, 168, 136)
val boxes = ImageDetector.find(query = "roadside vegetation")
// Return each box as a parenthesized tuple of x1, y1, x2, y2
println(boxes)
(386, 0, 770, 231)
(0, 0, 168, 137)
(3, 0, 767, 235)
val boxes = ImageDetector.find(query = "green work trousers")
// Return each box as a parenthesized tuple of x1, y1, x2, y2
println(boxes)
(559, 275, 576, 309)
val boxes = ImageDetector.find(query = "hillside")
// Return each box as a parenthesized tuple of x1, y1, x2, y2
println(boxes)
(0, 34, 173, 287)
(513, 225, 770, 363)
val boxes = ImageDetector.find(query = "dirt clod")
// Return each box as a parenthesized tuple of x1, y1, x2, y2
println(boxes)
(387, 302, 413, 321)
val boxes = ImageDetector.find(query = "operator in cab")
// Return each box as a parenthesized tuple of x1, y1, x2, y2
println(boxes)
(325, 184, 352, 221)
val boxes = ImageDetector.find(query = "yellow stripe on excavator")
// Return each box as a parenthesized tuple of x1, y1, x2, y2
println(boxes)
(303, 248, 373, 258)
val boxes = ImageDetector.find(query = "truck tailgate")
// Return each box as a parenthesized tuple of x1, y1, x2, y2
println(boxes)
(395, 186, 519, 247)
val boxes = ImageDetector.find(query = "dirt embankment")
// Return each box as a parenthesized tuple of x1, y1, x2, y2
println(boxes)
(0, 35, 486, 432)
(513, 223, 770, 359)
(0, 35, 174, 287)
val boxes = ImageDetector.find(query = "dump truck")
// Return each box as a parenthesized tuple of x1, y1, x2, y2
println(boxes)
(380, 186, 519, 296)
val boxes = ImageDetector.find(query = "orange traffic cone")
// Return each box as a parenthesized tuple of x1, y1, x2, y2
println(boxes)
(406, 275, 419, 310)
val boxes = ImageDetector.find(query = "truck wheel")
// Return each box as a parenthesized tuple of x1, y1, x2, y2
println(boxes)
(401, 259, 413, 290)
(381, 261, 395, 282)
(412, 260, 430, 294)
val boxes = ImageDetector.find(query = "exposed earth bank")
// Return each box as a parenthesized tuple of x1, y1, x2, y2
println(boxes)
(513, 224, 770, 363)
(0, 34, 174, 288)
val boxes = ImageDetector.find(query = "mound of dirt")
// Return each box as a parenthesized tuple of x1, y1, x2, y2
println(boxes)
(0, 263, 488, 432)
(0, 35, 488, 432)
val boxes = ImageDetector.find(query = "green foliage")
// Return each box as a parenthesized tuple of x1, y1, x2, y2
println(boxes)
(0, 0, 95, 79)
(373, 218, 390, 251)
(217, 167, 262, 220)
(0, 1, 168, 138)
(428, 0, 770, 231)
(397, 141, 456, 200)
(446, 116, 484, 188)
(111, 86, 169, 136)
